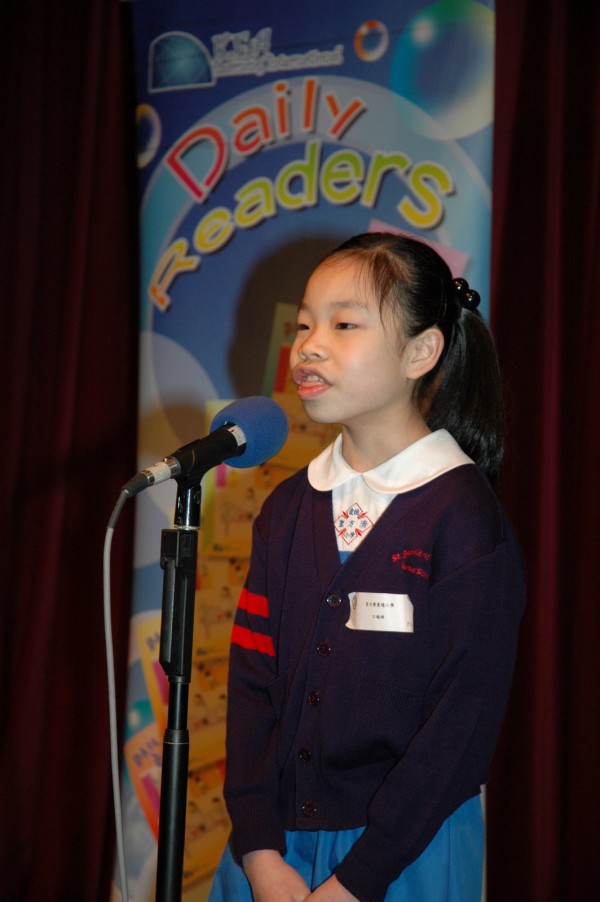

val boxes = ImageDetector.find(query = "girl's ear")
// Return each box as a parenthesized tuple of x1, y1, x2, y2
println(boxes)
(407, 327, 445, 379)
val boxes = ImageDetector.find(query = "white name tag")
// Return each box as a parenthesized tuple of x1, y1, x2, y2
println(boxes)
(346, 592, 414, 633)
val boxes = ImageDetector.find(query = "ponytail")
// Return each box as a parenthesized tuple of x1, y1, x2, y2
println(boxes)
(423, 300, 505, 483)
(326, 233, 506, 482)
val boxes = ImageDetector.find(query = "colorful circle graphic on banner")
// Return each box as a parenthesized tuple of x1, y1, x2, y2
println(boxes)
(390, 0, 494, 139)
(354, 21, 389, 62)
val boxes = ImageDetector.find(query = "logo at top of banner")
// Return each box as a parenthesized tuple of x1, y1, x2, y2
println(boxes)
(149, 27, 346, 90)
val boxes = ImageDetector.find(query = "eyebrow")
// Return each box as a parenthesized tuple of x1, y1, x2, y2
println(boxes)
(297, 298, 371, 313)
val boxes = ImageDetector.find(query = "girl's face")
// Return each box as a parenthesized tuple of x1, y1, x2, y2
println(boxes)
(290, 259, 419, 439)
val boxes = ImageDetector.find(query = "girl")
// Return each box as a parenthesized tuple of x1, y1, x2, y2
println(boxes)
(209, 233, 525, 902)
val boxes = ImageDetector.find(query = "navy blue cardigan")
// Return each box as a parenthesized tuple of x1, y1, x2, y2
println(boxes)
(223, 463, 525, 901)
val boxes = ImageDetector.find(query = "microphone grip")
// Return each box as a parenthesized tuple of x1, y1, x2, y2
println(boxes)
(170, 425, 244, 486)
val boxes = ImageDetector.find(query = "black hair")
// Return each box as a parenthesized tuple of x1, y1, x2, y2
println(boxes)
(323, 232, 505, 482)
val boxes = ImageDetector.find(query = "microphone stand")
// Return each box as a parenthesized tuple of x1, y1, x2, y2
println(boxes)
(155, 478, 203, 902)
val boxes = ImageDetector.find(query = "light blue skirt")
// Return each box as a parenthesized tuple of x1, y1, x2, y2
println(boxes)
(208, 795, 483, 901)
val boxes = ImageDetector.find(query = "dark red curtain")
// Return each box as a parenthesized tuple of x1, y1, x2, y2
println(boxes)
(0, 1, 138, 900)
(488, 2, 600, 899)
(0, 1, 598, 900)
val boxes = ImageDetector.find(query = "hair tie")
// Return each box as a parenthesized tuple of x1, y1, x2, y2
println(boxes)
(452, 277, 480, 311)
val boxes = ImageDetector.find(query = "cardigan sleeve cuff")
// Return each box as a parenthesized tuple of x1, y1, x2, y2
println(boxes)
(334, 842, 397, 902)
(334, 816, 420, 902)
(228, 800, 287, 864)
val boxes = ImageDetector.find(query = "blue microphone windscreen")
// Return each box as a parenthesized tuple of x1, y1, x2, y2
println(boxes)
(210, 396, 288, 469)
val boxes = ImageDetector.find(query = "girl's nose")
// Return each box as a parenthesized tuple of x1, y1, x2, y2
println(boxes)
(297, 330, 326, 361)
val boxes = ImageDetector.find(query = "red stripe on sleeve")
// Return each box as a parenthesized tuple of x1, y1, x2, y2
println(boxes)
(231, 624, 275, 657)
(238, 587, 269, 618)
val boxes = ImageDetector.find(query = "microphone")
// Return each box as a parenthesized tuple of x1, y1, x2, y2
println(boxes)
(122, 396, 288, 498)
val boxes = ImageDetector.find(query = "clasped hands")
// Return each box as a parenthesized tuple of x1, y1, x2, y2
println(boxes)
(242, 849, 359, 902)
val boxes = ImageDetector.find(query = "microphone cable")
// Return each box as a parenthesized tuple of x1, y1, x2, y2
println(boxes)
(103, 489, 130, 902)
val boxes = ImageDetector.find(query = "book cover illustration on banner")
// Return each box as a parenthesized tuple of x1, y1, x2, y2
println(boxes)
(119, 2, 495, 899)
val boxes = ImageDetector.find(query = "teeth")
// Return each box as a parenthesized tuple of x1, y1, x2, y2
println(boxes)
(304, 374, 323, 382)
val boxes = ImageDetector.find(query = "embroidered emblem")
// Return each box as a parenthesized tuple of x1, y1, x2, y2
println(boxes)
(334, 502, 374, 546)
(391, 548, 431, 580)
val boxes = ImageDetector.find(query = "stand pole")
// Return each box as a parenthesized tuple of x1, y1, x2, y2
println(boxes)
(155, 483, 202, 902)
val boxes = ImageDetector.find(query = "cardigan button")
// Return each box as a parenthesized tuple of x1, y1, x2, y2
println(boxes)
(307, 690, 320, 706)
(298, 747, 312, 762)
(326, 593, 342, 608)
(316, 640, 332, 657)
(302, 801, 317, 817)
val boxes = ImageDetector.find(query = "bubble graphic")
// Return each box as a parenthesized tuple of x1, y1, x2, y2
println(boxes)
(354, 20, 389, 62)
(136, 104, 162, 169)
(390, 0, 494, 139)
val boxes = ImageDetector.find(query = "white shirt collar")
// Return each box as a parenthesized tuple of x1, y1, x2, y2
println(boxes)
(307, 430, 473, 494)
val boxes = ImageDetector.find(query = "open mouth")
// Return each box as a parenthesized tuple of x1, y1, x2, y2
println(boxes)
(293, 367, 331, 397)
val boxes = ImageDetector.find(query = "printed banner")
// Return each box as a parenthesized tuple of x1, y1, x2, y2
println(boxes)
(121, 2, 495, 899)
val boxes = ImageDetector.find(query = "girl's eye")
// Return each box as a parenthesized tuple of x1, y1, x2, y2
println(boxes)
(295, 322, 309, 332)
(335, 322, 357, 330)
